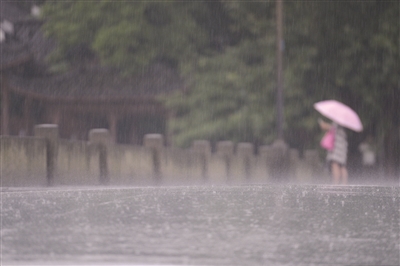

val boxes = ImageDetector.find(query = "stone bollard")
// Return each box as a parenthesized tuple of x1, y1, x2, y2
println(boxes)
(237, 142, 254, 180)
(34, 124, 59, 186)
(304, 149, 322, 181)
(260, 139, 289, 181)
(289, 149, 299, 181)
(192, 140, 211, 181)
(89, 128, 111, 145)
(144, 134, 164, 183)
(259, 145, 272, 180)
(216, 141, 234, 181)
(89, 129, 110, 185)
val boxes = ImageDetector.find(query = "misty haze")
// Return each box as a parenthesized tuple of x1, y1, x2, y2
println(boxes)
(1, 1, 399, 265)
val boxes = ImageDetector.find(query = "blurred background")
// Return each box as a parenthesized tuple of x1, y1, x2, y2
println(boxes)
(1, 0, 398, 180)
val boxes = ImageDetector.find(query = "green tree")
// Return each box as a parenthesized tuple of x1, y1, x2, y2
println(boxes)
(303, 1, 399, 177)
(165, 1, 318, 149)
(164, 2, 275, 147)
(42, 1, 208, 74)
(165, 38, 276, 147)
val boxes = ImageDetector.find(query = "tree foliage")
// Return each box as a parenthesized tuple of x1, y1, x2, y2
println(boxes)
(165, 38, 276, 147)
(165, 1, 319, 149)
(42, 1, 208, 74)
(301, 1, 399, 175)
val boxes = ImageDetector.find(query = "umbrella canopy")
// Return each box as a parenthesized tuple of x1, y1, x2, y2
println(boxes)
(314, 100, 363, 132)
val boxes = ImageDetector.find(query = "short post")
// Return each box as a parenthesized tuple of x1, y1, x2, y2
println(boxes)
(260, 140, 289, 181)
(144, 134, 164, 183)
(89, 129, 110, 185)
(34, 124, 59, 186)
(237, 142, 254, 180)
(289, 149, 299, 181)
(304, 149, 321, 181)
(259, 145, 272, 180)
(216, 141, 234, 181)
(192, 140, 211, 181)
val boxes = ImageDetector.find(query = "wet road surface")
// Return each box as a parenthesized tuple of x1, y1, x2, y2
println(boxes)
(1, 184, 399, 265)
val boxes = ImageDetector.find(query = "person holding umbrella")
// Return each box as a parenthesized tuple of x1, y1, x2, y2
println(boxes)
(318, 119, 349, 184)
(314, 100, 363, 185)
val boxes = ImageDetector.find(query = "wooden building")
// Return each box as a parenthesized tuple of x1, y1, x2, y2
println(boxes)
(1, 3, 183, 144)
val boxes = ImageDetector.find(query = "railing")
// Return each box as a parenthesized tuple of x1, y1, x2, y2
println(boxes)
(0, 124, 326, 187)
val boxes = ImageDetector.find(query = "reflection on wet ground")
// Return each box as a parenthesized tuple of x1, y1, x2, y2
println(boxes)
(1, 184, 399, 265)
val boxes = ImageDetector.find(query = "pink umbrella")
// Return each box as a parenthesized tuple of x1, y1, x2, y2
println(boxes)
(314, 100, 363, 132)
